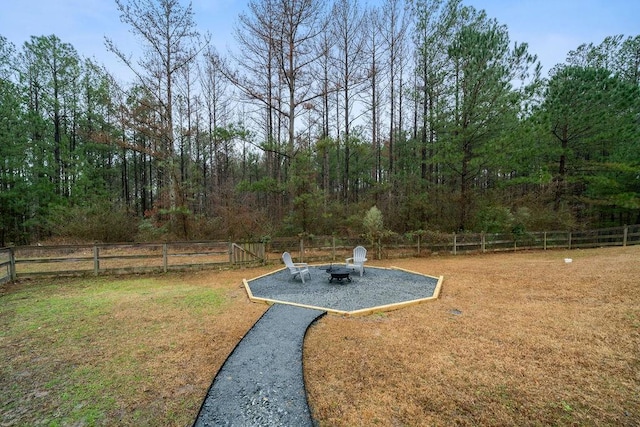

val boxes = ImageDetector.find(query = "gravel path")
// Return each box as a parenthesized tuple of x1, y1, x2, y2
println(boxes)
(193, 304, 325, 426)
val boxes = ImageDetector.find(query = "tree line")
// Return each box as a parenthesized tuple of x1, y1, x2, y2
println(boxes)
(0, 0, 638, 246)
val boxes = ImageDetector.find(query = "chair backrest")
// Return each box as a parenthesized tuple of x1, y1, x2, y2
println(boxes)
(282, 252, 294, 268)
(353, 246, 367, 261)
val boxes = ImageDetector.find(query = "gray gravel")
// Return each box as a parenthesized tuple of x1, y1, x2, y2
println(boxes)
(193, 304, 325, 426)
(247, 265, 439, 313)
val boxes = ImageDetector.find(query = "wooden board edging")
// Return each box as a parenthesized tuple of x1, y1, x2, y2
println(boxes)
(433, 275, 444, 299)
(242, 279, 254, 300)
(245, 294, 347, 316)
(389, 265, 441, 280)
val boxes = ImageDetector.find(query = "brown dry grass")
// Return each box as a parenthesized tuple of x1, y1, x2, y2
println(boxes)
(1, 247, 638, 426)
(305, 247, 640, 426)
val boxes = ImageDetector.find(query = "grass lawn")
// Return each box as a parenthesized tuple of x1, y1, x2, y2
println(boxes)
(1, 246, 639, 426)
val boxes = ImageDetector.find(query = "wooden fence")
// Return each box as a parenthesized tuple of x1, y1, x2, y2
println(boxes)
(0, 241, 265, 281)
(0, 225, 638, 282)
(277, 225, 640, 261)
(0, 247, 14, 284)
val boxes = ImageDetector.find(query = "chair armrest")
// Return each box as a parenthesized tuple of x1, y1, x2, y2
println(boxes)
(293, 262, 308, 268)
(345, 257, 354, 263)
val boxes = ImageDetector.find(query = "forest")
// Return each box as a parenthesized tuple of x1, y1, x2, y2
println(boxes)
(0, 0, 639, 246)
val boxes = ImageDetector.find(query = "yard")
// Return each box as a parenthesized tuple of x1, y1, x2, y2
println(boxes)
(1, 246, 638, 426)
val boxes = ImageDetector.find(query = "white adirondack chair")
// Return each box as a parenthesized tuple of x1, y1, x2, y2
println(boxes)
(282, 252, 311, 283)
(345, 246, 367, 276)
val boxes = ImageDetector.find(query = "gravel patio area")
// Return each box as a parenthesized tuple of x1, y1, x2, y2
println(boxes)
(246, 265, 441, 314)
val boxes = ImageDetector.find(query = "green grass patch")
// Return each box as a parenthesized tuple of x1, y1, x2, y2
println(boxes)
(156, 287, 225, 314)
(1, 275, 232, 426)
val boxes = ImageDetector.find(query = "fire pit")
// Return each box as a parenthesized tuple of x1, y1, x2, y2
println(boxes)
(325, 266, 352, 283)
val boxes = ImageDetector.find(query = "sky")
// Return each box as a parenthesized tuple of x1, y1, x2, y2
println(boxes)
(1, 0, 639, 81)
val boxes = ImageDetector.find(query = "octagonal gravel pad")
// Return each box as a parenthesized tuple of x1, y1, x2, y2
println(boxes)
(245, 265, 443, 316)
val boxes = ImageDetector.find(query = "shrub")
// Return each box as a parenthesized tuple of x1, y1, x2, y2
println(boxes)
(48, 203, 139, 243)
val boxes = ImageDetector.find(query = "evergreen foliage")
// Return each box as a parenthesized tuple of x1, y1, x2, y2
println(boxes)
(0, 1, 638, 245)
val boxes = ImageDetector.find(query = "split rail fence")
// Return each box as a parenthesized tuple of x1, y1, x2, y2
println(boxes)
(0, 241, 264, 283)
(1, 225, 638, 283)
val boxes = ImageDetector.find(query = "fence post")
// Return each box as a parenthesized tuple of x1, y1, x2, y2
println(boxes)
(332, 236, 336, 261)
(300, 238, 304, 262)
(543, 232, 547, 250)
(453, 233, 457, 255)
(481, 233, 486, 253)
(623, 226, 628, 246)
(9, 247, 16, 281)
(93, 246, 99, 276)
(568, 232, 572, 249)
(163, 244, 168, 272)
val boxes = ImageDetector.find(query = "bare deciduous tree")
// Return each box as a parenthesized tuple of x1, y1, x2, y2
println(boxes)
(331, 0, 368, 203)
(106, 0, 208, 237)
(364, 7, 384, 184)
(381, 0, 410, 176)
